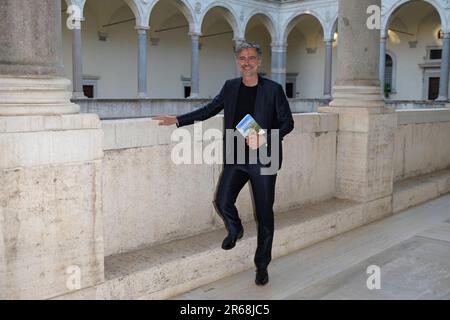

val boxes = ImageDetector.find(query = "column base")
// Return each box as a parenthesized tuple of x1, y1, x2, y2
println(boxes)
(137, 93, 149, 99)
(0, 114, 104, 299)
(187, 93, 199, 99)
(0, 76, 80, 116)
(329, 85, 385, 109)
(319, 104, 397, 203)
(72, 91, 87, 99)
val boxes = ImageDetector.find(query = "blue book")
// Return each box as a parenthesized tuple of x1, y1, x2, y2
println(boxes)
(236, 114, 266, 138)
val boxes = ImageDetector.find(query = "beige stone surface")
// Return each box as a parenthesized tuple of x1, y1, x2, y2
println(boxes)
(393, 169, 450, 213)
(0, 114, 103, 170)
(334, 111, 396, 202)
(394, 121, 450, 181)
(173, 194, 450, 300)
(0, 161, 104, 299)
(55, 192, 396, 300)
(101, 114, 338, 256)
(55, 197, 368, 300)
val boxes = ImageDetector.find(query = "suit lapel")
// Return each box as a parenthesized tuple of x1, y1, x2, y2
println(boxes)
(253, 75, 266, 129)
(227, 77, 241, 129)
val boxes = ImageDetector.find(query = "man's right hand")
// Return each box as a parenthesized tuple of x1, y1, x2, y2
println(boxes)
(153, 115, 178, 126)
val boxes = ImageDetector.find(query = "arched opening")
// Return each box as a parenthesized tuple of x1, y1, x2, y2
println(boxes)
(385, 0, 443, 100)
(284, 14, 326, 99)
(244, 14, 273, 80)
(200, 7, 238, 98)
(61, 0, 141, 98)
(148, 0, 192, 98)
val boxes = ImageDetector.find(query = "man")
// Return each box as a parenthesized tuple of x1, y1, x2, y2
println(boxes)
(154, 42, 294, 286)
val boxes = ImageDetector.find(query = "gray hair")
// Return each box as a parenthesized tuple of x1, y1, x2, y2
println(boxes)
(235, 41, 262, 58)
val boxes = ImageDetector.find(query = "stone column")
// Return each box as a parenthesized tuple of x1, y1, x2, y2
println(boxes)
(323, 39, 333, 99)
(271, 43, 287, 89)
(0, 0, 104, 299)
(329, 0, 383, 108)
(0, 1, 80, 115)
(319, 0, 396, 214)
(437, 32, 450, 101)
(234, 37, 245, 77)
(72, 24, 86, 98)
(379, 36, 387, 98)
(137, 28, 149, 98)
(189, 33, 200, 98)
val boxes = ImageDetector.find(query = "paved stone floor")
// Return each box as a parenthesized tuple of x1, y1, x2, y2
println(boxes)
(173, 194, 450, 300)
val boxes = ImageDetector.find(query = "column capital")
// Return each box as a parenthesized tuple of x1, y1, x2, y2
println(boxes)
(189, 32, 202, 40)
(135, 26, 150, 32)
(442, 32, 450, 40)
(68, 16, 85, 30)
(234, 38, 246, 45)
(271, 42, 288, 52)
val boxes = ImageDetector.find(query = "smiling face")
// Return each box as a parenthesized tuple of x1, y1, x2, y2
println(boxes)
(237, 48, 262, 78)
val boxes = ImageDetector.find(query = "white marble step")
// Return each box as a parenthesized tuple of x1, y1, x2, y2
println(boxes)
(393, 168, 450, 213)
(173, 195, 450, 300)
(56, 170, 450, 300)
(58, 197, 379, 299)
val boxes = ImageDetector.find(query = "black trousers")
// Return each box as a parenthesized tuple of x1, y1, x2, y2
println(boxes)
(213, 163, 277, 270)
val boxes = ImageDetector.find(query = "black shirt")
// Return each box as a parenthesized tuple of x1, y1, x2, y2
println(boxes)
(233, 81, 258, 128)
(231, 81, 259, 164)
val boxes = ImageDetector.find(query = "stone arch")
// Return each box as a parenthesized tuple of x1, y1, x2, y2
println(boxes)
(199, 2, 240, 39)
(244, 10, 276, 43)
(382, 0, 446, 37)
(327, 14, 338, 41)
(281, 10, 326, 44)
(151, 0, 196, 32)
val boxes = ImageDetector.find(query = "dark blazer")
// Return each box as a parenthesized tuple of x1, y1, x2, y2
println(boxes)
(176, 74, 294, 171)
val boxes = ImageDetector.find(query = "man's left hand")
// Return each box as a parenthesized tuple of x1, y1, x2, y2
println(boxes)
(246, 133, 267, 150)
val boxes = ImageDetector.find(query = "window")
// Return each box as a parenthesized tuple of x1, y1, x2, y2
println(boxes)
(184, 86, 191, 98)
(82, 75, 99, 98)
(83, 85, 94, 98)
(430, 49, 442, 60)
(427, 47, 443, 60)
(285, 73, 298, 98)
(286, 82, 294, 98)
(385, 54, 393, 94)
(428, 77, 440, 100)
(181, 76, 191, 98)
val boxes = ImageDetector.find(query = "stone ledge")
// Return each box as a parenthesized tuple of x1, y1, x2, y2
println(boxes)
(0, 128, 103, 169)
(393, 168, 450, 213)
(102, 113, 338, 151)
(0, 114, 101, 133)
(54, 196, 392, 300)
(397, 108, 450, 125)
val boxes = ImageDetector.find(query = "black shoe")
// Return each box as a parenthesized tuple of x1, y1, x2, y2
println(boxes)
(221, 228, 243, 250)
(255, 269, 269, 286)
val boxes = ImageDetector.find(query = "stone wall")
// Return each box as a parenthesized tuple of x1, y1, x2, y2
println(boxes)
(100, 108, 450, 257)
(394, 109, 450, 181)
(101, 113, 338, 256)
(0, 114, 104, 299)
(76, 99, 448, 119)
